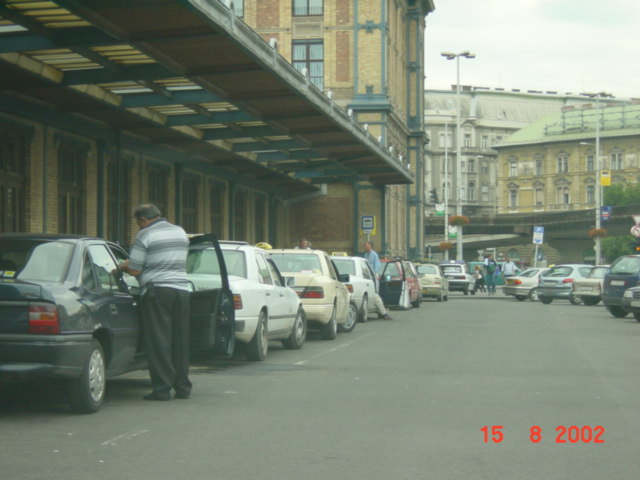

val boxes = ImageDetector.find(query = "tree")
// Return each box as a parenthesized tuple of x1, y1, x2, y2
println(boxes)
(602, 235, 636, 262)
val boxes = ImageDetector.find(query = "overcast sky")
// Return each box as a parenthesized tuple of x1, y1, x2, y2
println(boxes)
(424, 0, 640, 99)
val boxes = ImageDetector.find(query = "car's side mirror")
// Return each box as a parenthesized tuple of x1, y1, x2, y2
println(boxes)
(284, 276, 296, 287)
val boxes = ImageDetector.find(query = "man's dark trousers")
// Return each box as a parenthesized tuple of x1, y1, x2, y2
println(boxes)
(141, 286, 192, 398)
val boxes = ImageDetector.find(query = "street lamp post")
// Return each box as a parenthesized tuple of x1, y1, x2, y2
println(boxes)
(443, 120, 449, 260)
(581, 91, 612, 265)
(442, 51, 475, 261)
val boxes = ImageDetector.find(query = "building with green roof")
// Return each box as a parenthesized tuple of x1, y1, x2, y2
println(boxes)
(494, 102, 640, 214)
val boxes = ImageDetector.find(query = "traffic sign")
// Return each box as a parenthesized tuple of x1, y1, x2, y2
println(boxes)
(532, 225, 544, 245)
(631, 225, 640, 238)
(601, 206, 611, 221)
(361, 215, 375, 234)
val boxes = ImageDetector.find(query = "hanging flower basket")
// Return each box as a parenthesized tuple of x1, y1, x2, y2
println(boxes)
(448, 215, 470, 227)
(439, 241, 453, 251)
(588, 228, 608, 239)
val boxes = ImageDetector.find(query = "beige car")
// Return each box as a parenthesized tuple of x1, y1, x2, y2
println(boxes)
(415, 263, 449, 301)
(573, 265, 609, 306)
(271, 249, 352, 340)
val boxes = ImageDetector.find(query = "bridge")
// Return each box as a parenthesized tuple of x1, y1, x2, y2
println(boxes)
(425, 204, 640, 263)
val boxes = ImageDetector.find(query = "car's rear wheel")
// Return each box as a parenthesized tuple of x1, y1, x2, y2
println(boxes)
(539, 296, 553, 304)
(569, 292, 582, 305)
(246, 311, 269, 361)
(528, 288, 539, 302)
(67, 340, 105, 414)
(358, 295, 369, 323)
(282, 307, 306, 349)
(607, 306, 628, 318)
(515, 295, 527, 302)
(633, 312, 640, 322)
(338, 302, 358, 333)
(320, 304, 338, 340)
(582, 297, 600, 306)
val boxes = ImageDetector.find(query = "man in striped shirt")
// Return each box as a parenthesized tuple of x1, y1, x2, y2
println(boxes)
(118, 203, 192, 401)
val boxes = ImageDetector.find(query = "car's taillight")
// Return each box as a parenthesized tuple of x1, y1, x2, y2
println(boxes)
(28, 303, 60, 334)
(233, 294, 243, 310)
(345, 284, 354, 293)
(562, 278, 574, 284)
(302, 286, 324, 299)
(514, 279, 522, 285)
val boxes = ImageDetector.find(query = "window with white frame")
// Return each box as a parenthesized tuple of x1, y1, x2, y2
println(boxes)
(509, 189, 518, 208)
(556, 186, 570, 204)
(509, 160, 517, 177)
(481, 160, 488, 174)
(586, 184, 595, 204)
(481, 135, 489, 148)
(586, 154, 595, 172)
(535, 188, 544, 206)
(611, 152, 623, 170)
(468, 159, 475, 173)
(464, 133, 472, 147)
(293, 40, 324, 90)
(557, 154, 568, 173)
(535, 159, 543, 176)
(292, 0, 323, 16)
(468, 182, 475, 201)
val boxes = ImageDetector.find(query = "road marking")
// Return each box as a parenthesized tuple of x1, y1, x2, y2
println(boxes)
(293, 332, 376, 366)
(102, 429, 149, 446)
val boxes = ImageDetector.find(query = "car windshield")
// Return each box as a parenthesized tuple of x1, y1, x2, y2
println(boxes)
(333, 258, 355, 275)
(271, 253, 322, 273)
(417, 265, 438, 275)
(609, 256, 640, 275)
(187, 248, 223, 275)
(441, 265, 462, 274)
(587, 266, 609, 279)
(0, 239, 74, 283)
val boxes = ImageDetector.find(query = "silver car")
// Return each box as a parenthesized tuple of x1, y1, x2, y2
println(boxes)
(537, 264, 593, 305)
(572, 265, 609, 306)
(502, 267, 548, 301)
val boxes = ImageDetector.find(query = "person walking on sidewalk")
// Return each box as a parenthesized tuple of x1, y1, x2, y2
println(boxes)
(483, 254, 498, 295)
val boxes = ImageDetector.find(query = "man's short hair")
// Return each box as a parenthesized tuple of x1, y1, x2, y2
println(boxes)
(134, 203, 162, 220)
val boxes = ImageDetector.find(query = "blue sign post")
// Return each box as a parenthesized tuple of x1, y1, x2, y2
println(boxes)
(532, 226, 544, 267)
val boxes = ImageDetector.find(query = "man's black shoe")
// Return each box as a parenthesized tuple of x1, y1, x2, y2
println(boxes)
(143, 392, 170, 401)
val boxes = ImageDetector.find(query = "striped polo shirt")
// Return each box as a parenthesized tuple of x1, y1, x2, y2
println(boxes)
(128, 218, 190, 291)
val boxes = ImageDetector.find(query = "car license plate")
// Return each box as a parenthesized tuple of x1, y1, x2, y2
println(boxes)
(611, 280, 626, 286)
(631, 300, 640, 307)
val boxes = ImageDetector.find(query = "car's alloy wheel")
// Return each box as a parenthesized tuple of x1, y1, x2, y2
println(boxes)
(246, 311, 268, 361)
(68, 340, 106, 414)
(358, 296, 368, 323)
(282, 307, 306, 349)
(321, 304, 338, 340)
(529, 289, 539, 302)
(338, 302, 358, 333)
(569, 292, 582, 305)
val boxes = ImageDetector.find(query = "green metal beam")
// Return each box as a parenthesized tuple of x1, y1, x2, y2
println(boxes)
(121, 90, 226, 108)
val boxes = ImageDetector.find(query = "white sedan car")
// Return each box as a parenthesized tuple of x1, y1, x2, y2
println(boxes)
(415, 263, 449, 301)
(502, 267, 548, 301)
(332, 255, 379, 322)
(187, 242, 306, 361)
(271, 249, 354, 340)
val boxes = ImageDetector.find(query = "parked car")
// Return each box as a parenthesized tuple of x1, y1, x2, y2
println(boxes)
(602, 255, 640, 318)
(572, 265, 609, 306)
(415, 263, 449, 301)
(439, 260, 474, 295)
(187, 241, 306, 361)
(537, 264, 593, 304)
(0, 233, 233, 413)
(270, 249, 353, 339)
(332, 255, 378, 322)
(379, 259, 421, 309)
(502, 267, 548, 301)
(621, 286, 640, 321)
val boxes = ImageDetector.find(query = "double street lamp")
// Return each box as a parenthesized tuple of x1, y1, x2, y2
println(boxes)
(441, 51, 475, 261)
(581, 91, 612, 265)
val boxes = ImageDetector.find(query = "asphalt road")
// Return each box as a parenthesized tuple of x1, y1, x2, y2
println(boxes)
(2, 293, 640, 480)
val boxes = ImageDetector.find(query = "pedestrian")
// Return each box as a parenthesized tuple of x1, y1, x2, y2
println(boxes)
(472, 265, 486, 293)
(363, 241, 392, 320)
(363, 241, 381, 276)
(117, 203, 192, 401)
(502, 257, 518, 277)
(295, 238, 311, 250)
(483, 254, 498, 295)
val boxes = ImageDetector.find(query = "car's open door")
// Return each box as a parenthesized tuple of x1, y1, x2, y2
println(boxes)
(187, 234, 235, 357)
(379, 261, 406, 307)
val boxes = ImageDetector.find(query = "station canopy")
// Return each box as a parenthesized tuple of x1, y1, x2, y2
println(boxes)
(0, 0, 413, 197)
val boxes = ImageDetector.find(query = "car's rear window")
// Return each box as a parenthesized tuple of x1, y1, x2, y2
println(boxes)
(609, 256, 640, 275)
(441, 265, 462, 274)
(519, 269, 540, 278)
(417, 265, 438, 275)
(587, 266, 608, 279)
(545, 266, 572, 277)
(187, 248, 223, 275)
(333, 258, 355, 275)
(271, 253, 322, 273)
(0, 239, 73, 283)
